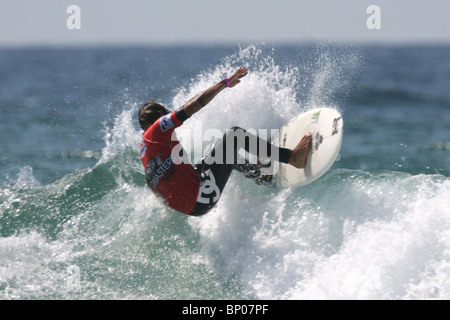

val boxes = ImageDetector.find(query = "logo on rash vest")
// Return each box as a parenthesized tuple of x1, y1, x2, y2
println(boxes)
(140, 140, 147, 159)
(197, 169, 221, 205)
(146, 154, 176, 187)
(160, 114, 174, 132)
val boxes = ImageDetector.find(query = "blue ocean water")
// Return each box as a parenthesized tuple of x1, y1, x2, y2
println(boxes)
(0, 44, 449, 299)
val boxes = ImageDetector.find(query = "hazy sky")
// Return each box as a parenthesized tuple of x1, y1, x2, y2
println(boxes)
(1, 0, 449, 46)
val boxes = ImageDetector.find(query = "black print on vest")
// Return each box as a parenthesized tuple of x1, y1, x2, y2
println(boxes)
(146, 154, 176, 187)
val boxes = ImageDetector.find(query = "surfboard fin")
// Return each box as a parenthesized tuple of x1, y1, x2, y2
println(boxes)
(255, 174, 273, 185)
(234, 158, 274, 185)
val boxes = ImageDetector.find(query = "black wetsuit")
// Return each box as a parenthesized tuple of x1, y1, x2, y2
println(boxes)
(190, 126, 291, 216)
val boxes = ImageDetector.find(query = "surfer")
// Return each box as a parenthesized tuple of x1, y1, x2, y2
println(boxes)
(139, 66, 311, 216)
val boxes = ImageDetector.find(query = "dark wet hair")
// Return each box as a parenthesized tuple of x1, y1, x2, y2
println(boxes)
(138, 101, 169, 130)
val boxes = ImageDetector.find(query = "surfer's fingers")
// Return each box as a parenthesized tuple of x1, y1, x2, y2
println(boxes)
(237, 66, 248, 75)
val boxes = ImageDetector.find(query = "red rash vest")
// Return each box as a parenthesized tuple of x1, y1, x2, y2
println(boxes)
(140, 110, 200, 214)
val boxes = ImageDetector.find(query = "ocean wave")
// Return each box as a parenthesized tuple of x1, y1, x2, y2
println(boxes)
(350, 83, 450, 110)
(2, 45, 449, 299)
(190, 169, 450, 299)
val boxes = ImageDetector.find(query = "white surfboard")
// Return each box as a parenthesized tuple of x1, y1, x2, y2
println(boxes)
(274, 107, 343, 188)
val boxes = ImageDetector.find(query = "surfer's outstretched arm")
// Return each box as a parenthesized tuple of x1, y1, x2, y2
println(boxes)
(183, 66, 248, 117)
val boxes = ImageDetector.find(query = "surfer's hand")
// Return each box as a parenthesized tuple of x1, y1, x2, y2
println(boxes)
(227, 66, 248, 88)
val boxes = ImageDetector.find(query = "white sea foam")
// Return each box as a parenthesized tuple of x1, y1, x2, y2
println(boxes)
(189, 172, 450, 299)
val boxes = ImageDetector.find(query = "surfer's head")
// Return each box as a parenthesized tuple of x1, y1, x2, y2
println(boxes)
(138, 100, 170, 130)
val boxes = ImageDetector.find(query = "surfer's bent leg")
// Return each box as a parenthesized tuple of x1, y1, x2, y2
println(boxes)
(189, 127, 291, 216)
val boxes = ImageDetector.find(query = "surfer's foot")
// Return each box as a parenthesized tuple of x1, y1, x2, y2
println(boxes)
(289, 132, 312, 169)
